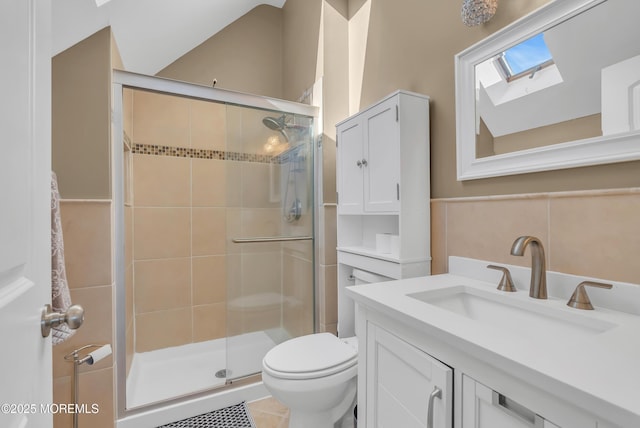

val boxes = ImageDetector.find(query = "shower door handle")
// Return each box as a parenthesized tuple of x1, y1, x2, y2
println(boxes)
(231, 235, 312, 243)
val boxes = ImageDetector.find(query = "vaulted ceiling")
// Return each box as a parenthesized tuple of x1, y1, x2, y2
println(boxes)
(53, 0, 287, 75)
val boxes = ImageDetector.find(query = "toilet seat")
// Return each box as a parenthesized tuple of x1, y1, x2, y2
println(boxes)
(263, 333, 357, 380)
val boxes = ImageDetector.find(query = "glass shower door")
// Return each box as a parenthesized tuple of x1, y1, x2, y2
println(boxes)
(224, 104, 315, 382)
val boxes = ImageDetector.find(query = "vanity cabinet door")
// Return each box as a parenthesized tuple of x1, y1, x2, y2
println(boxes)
(366, 323, 453, 428)
(461, 375, 575, 428)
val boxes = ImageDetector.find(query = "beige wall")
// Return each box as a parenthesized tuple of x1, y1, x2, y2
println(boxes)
(158, 5, 284, 98)
(354, 0, 640, 198)
(52, 27, 112, 199)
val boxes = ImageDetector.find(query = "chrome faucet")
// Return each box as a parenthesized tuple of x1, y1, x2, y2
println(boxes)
(510, 236, 547, 299)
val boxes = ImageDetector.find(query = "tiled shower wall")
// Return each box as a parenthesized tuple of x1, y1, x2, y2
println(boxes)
(431, 188, 640, 284)
(124, 89, 314, 357)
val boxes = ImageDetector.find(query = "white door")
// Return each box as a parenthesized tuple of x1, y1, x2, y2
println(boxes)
(0, 0, 53, 427)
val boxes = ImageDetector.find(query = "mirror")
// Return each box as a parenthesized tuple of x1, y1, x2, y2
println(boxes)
(455, 0, 640, 180)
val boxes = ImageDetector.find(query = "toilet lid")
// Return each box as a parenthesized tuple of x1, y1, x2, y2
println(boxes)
(263, 333, 357, 377)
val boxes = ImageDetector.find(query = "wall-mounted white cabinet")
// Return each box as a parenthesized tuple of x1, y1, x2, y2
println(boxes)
(335, 91, 430, 337)
(337, 95, 403, 214)
(335, 90, 430, 273)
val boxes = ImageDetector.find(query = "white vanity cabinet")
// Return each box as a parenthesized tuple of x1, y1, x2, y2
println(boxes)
(353, 305, 617, 428)
(365, 323, 453, 428)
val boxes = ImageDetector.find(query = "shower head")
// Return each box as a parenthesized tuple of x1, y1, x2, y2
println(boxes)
(262, 115, 289, 141)
(262, 115, 286, 131)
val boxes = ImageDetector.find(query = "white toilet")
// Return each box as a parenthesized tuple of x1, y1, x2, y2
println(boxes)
(261, 269, 392, 428)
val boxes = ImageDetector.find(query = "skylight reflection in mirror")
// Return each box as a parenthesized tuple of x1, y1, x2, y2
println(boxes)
(498, 33, 554, 81)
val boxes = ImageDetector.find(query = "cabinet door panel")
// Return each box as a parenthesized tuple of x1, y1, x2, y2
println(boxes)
(367, 324, 453, 428)
(337, 119, 364, 214)
(364, 97, 400, 212)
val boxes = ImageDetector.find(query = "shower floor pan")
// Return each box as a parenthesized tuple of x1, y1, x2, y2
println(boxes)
(126, 330, 279, 408)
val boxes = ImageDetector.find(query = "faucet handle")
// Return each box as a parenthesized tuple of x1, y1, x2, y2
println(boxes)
(487, 265, 517, 292)
(567, 281, 613, 310)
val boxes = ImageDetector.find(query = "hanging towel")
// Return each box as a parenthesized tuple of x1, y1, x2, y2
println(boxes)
(51, 171, 75, 345)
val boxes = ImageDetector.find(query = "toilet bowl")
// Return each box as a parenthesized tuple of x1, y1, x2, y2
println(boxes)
(262, 333, 358, 428)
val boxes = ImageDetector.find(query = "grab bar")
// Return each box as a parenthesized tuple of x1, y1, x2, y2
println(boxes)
(232, 235, 312, 243)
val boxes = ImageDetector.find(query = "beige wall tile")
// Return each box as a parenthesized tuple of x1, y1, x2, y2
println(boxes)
(135, 308, 192, 352)
(192, 158, 226, 207)
(283, 255, 314, 337)
(319, 264, 338, 326)
(282, 240, 313, 264)
(241, 208, 282, 242)
(226, 162, 243, 208)
(431, 200, 447, 274)
(192, 207, 227, 256)
(240, 252, 282, 296)
(192, 303, 226, 342)
(242, 162, 279, 208)
(134, 258, 191, 314)
(132, 90, 190, 148)
(320, 205, 337, 265)
(76, 367, 114, 428)
(133, 154, 191, 207)
(60, 201, 112, 288)
(53, 285, 113, 378)
(322, 134, 337, 204)
(191, 99, 227, 151)
(193, 255, 227, 305)
(550, 194, 640, 283)
(134, 208, 190, 260)
(53, 376, 72, 428)
(446, 198, 549, 268)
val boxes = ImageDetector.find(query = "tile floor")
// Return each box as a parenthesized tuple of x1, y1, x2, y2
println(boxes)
(247, 396, 290, 428)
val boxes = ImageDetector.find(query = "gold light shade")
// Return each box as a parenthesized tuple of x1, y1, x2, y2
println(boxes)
(461, 0, 498, 26)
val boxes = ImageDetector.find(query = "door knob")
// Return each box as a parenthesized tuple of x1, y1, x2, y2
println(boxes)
(41, 304, 84, 338)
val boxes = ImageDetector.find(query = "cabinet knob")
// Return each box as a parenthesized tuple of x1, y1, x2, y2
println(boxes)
(356, 160, 362, 168)
(361, 158, 368, 166)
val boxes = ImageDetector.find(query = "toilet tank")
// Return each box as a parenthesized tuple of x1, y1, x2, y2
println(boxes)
(338, 268, 393, 338)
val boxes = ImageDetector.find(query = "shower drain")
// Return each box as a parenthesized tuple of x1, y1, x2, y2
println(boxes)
(215, 369, 231, 378)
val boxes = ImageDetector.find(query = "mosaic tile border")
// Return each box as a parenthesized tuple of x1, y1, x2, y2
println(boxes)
(132, 143, 277, 164)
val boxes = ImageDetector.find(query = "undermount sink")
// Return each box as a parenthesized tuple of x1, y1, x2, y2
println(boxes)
(409, 285, 617, 340)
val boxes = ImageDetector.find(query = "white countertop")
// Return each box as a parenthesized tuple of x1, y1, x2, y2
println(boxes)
(345, 257, 640, 426)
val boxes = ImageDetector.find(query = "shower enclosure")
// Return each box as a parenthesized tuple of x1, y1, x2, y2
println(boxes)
(112, 71, 317, 420)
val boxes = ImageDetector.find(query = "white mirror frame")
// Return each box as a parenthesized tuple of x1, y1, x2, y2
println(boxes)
(455, 0, 640, 181)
